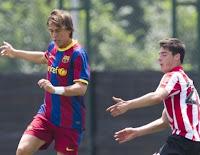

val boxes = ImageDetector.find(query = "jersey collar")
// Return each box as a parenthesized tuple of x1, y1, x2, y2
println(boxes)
(57, 39, 78, 51)
(170, 66, 183, 72)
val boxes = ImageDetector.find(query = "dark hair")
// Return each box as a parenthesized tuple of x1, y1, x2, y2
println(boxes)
(47, 9, 74, 38)
(159, 38, 185, 63)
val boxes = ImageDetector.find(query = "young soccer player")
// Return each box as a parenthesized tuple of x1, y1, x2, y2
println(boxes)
(107, 38, 200, 155)
(0, 9, 90, 155)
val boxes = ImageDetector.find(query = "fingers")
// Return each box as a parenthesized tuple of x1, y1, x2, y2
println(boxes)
(106, 96, 127, 118)
(0, 42, 12, 56)
(0, 49, 6, 56)
(0, 45, 8, 53)
(0, 46, 5, 52)
(106, 105, 120, 117)
(38, 79, 44, 88)
(106, 96, 123, 112)
(3, 41, 11, 46)
(115, 129, 125, 135)
(114, 129, 126, 139)
(38, 79, 50, 88)
(115, 138, 127, 144)
(114, 128, 135, 143)
(0, 49, 10, 57)
(106, 107, 119, 117)
(38, 79, 55, 94)
(112, 96, 123, 102)
(106, 104, 116, 112)
(114, 130, 127, 143)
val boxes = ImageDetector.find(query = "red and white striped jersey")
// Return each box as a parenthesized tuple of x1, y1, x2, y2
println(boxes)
(159, 66, 200, 141)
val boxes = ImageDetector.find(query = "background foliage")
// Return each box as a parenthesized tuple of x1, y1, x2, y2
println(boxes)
(0, 0, 198, 73)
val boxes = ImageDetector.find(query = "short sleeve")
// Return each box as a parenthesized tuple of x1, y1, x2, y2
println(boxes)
(44, 41, 55, 60)
(159, 72, 181, 96)
(71, 49, 90, 84)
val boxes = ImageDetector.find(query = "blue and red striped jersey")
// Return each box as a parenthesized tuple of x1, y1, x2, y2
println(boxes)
(38, 40, 90, 132)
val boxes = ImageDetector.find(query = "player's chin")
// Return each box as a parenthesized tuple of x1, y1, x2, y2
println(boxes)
(54, 40, 61, 47)
(55, 41, 65, 48)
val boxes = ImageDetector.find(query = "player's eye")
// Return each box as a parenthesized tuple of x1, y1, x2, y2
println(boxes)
(48, 29, 53, 33)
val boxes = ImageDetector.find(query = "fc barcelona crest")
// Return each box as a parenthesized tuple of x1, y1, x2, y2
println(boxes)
(62, 56, 70, 63)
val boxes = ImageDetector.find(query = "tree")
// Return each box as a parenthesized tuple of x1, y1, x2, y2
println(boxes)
(0, 0, 198, 72)
(90, 0, 157, 71)
(0, 0, 53, 73)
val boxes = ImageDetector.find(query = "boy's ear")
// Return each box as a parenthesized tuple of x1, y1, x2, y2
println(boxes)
(175, 53, 180, 61)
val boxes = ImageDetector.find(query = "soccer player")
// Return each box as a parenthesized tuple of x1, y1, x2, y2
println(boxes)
(0, 9, 90, 155)
(106, 38, 200, 155)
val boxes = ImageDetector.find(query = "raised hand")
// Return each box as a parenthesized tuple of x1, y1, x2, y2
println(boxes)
(114, 127, 139, 143)
(0, 41, 16, 58)
(106, 96, 129, 117)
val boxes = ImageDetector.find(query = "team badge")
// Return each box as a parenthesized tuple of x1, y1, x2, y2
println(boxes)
(62, 56, 70, 63)
(58, 68, 67, 76)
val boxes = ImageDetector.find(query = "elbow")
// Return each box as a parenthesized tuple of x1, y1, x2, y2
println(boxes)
(161, 109, 169, 129)
(161, 119, 169, 129)
(78, 84, 88, 96)
(156, 95, 164, 103)
(79, 88, 87, 96)
(153, 92, 164, 103)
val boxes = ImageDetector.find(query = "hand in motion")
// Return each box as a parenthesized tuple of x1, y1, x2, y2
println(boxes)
(0, 41, 15, 58)
(106, 96, 129, 117)
(38, 79, 55, 94)
(114, 127, 139, 143)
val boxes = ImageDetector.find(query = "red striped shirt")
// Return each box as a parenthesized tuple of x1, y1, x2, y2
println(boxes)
(159, 66, 200, 141)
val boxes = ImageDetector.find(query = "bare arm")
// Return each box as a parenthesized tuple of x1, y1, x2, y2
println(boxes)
(38, 79, 88, 96)
(135, 108, 169, 136)
(126, 87, 168, 110)
(0, 42, 47, 64)
(114, 109, 169, 143)
(106, 87, 169, 117)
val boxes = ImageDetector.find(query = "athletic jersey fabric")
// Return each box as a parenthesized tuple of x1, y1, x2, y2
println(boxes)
(159, 66, 200, 141)
(38, 40, 90, 132)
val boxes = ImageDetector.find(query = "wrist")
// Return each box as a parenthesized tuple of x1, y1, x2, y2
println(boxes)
(11, 49, 19, 58)
(54, 86, 65, 95)
(126, 100, 132, 110)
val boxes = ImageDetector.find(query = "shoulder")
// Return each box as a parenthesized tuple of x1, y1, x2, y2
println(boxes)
(72, 45, 88, 58)
(163, 71, 180, 79)
(160, 71, 180, 85)
(47, 41, 56, 52)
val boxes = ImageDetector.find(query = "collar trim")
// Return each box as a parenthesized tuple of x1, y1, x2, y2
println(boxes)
(57, 40, 78, 51)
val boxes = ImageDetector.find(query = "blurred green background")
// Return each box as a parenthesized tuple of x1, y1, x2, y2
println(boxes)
(0, 0, 200, 155)
(0, 0, 199, 73)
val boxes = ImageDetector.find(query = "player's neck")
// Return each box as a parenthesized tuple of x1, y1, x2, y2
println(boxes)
(64, 39, 72, 48)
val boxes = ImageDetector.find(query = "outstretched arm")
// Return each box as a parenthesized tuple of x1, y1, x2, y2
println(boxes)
(114, 109, 169, 143)
(106, 87, 168, 117)
(0, 41, 47, 64)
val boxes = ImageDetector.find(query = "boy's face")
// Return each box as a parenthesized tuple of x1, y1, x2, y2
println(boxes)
(48, 22, 71, 48)
(158, 47, 180, 73)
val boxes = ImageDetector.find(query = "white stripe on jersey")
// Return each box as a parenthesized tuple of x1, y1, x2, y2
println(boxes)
(171, 96, 179, 131)
(164, 73, 178, 95)
(161, 69, 200, 141)
(179, 73, 193, 140)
